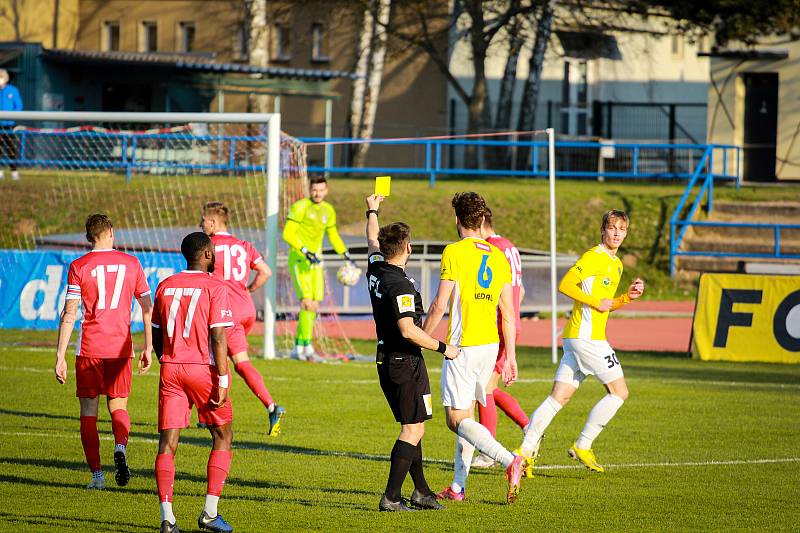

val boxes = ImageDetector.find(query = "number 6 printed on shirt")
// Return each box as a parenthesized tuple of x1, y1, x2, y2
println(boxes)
(164, 287, 202, 338)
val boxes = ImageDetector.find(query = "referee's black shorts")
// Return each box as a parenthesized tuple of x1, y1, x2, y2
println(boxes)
(377, 352, 432, 424)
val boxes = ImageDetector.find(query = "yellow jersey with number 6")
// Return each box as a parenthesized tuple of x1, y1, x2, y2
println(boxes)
(562, 244, 623, 341)
(440, 237, 512, 347)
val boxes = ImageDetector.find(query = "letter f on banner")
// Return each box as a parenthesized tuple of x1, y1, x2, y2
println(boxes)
(713, 289, 762, 347)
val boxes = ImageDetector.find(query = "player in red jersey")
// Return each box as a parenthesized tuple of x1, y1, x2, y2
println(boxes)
(472, 207, 533, 472)
(152, 232, 235, 533)
(54, 214, 153, 490)
(199, 201, 286, 436)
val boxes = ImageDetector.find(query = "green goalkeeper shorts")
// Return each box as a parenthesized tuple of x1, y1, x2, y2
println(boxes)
(289, 249, 325, 301)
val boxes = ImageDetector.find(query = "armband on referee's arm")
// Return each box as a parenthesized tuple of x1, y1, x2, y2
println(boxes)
(436, 341, 447, 354)
(366, 209, 379, 218)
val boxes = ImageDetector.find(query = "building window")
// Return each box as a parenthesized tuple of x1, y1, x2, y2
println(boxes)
(273, 24, 291, 61)
(140, 21, 158, 52)
(233, 22, 247, 61)
(311, 22, 329, 62)
(697, 34, 710, 54)
(102, 21, 120, 52)
(560, 60, 589, 135)
(671, 34, 684, 58)
(179, 22, 196, 53)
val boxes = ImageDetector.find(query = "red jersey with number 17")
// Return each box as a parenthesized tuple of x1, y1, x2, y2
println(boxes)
(210, 232, 263, 319)
(152, 271, 234, 365)
(486, 235, 522, 340)
(66, 249, 150, 359)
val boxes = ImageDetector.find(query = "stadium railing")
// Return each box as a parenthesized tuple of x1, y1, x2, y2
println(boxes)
(668, 145, 800, 276)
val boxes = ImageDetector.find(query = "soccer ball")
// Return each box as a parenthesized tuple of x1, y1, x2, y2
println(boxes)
(336, 263, 362, 286)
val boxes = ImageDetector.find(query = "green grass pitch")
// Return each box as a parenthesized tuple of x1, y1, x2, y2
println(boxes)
(0, 332, 798, 531)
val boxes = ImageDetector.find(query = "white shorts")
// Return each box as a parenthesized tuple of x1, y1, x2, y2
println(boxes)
(554, 338, 624, 388)
(441, 343, 498, 409)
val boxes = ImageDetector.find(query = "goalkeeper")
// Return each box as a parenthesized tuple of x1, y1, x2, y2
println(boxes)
(283, 176, 355, 360)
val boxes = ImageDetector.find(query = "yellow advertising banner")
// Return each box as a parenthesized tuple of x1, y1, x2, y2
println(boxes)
(693, 273, 800, 363)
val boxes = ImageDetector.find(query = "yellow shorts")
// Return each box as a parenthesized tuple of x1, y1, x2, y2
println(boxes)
(289, 250, 325, 301)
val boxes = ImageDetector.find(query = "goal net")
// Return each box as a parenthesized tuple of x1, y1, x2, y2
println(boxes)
(0, 111, 356, 360)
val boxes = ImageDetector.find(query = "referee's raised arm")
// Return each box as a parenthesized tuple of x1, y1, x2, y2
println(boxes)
(365, 194, 383, 255)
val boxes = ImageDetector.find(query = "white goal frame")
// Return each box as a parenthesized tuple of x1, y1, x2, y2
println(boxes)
(0, 111, 281, 360)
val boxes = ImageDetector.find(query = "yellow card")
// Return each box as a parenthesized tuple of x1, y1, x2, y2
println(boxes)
(375, 175, 391, 197)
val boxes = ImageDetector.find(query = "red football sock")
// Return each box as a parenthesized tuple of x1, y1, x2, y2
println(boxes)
(155, 453, 176, 503)
(207, 450, 232, 496)
(80, 416, 101, 472)
(110, 409, 130, 447)
(235, 361, 274, 409)
(494, 389, 530, 429)
(477, 392, 498, 437)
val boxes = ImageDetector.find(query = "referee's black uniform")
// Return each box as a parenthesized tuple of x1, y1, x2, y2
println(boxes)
(367, 251, 432, 424)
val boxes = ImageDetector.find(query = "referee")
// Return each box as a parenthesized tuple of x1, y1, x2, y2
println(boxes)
(364, 193, 459, 512)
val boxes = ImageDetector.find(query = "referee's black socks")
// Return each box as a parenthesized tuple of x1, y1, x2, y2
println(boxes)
(409, 441, 433, 496)
(385, 440, 417, 502)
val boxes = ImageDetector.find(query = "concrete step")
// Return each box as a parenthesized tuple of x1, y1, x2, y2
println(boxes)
(676, 255, 800, 274)
(690, 223, 800, 240)
(683, 235, 800, 255)
(712, 201, 800, 219)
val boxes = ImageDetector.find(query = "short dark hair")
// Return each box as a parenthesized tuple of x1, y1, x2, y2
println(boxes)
(309, 176, 327, 186)
(202, 201, 229, 224)
(378, 222, 411, 259)
(482, 206, 493, 229)
(85, 213, 113, 243)
(452, 192, 487, 230)
(601, 210, 630, 233)
(181, 231, 212, 263)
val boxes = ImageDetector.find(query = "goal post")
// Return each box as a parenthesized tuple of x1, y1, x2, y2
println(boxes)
(0, 110, 281, 358)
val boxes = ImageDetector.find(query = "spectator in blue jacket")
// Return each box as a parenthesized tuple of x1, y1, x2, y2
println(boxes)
(0, 68, 23, 180)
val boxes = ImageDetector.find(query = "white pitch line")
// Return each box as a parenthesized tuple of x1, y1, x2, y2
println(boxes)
(1, 430, 799, 471)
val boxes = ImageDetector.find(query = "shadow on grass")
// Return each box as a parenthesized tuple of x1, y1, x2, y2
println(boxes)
(0, 511, 152, 532)
(627, 363, 800, 386)
(0, 408, 152, 427)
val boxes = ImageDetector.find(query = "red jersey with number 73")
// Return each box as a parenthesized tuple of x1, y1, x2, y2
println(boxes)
(209, 232, 263, 319)
(66, 249, 150, 358)
(486, 235, 522, 340)
(152, 271, 234, 365)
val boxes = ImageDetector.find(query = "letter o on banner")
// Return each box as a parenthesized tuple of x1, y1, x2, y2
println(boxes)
(774, 289, 800, 352)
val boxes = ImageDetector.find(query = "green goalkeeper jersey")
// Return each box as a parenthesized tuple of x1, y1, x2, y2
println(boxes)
(282, 198, 347, 256)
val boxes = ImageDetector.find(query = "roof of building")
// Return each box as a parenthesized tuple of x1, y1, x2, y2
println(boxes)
(41, 48, 359, 80)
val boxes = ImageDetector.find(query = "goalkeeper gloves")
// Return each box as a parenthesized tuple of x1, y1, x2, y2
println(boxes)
(301, 247, 320, 264)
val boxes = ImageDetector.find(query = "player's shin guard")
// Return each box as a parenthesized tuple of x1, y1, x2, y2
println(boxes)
(155, 453, 176, 503)
(575, 394, 624, 450)
(493, 389, 530, 430)
(408, 441, 432, 495)
(457, 418, 514, 469)
(477, 393, 498, 436)
(451, 435, 474, 493)
(297, 309, 316, 343)
(385, 440, 415, 502)
(521, 395, 562, 455)
(110, 409, 130, 447)
(207, 450, 232, 496)
(234, 361, 274, 409)
(80, 416, 101, 472)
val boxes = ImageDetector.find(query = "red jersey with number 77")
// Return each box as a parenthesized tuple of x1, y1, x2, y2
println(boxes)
(209, 232, 263, 320)
(66, 249, 150, 359)
(486, 235, 522, 340)
(152, 271, 234, 365)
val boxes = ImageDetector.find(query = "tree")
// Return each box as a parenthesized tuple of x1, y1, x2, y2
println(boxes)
(349, 0, 392, 167)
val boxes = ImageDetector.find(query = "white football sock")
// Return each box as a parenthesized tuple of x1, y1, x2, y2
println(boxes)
(91, 470, 104, 479)
(457, 418, 514, 469)
(521, 395, 562, 456)
(160, 502, 176, 524)
(451, 435, 474, 493)
(575, 394, 624, 450)
(114, 443, 126, 454)
(204, 494, 219, 518)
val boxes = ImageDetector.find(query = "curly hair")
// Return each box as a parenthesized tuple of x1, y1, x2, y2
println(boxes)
(452, 192, 487, 230)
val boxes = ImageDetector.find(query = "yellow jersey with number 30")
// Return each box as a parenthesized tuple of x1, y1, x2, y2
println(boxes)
(562, 244, 623, 341)
(440, 237, 511, 347)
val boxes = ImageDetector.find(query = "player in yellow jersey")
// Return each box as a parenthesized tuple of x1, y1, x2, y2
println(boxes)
(516, 210, 644, 473)
(283, 176, 354, 360)
(424, 192, 526, 503)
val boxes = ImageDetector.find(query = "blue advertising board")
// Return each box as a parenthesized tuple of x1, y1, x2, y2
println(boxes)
(0, 250, 184, 330)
